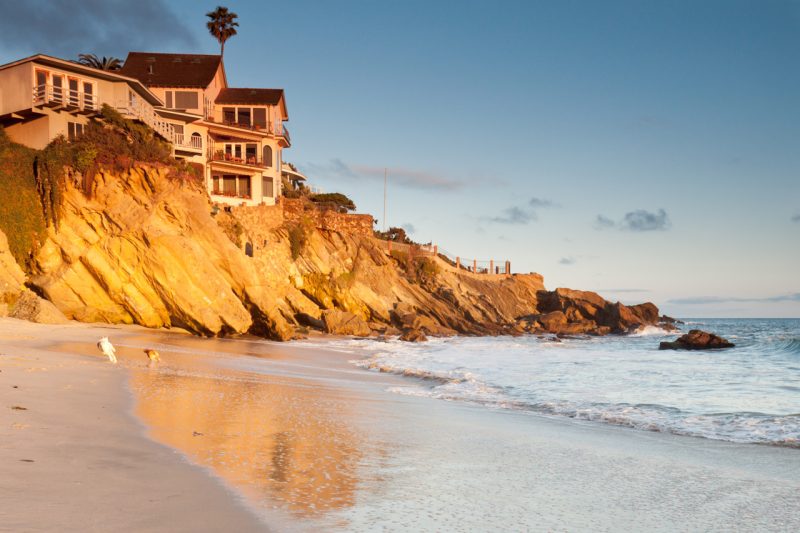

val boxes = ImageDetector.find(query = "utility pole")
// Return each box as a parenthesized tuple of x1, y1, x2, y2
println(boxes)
(383, 167, 388, 232)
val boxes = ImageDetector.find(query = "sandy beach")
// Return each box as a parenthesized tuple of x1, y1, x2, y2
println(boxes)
(2, 317, 800, 532)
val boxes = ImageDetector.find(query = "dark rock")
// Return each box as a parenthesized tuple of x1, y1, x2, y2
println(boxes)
(295, 312, 324, 330)
(538, 310, 567, 333)
(659, 329, 735, 350)
(400, 328, 428, 342)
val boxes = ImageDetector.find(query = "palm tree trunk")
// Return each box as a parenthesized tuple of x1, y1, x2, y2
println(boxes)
(221, 41, 225, 58)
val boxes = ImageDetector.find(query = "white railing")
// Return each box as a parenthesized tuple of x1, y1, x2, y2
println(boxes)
(174, 133, 203, 150)
(33, 84, 98, 112)
(110, 95, 175, 141)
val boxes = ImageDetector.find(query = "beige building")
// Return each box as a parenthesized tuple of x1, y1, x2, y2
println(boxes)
(0, 52, 292, 207)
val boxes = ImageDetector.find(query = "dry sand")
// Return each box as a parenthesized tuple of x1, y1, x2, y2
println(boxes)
(0, 318, 268, 532)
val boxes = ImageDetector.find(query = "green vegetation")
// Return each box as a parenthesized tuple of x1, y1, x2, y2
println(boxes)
(374, 226, 413, 243)
(309, 192, 356, 213)
(0, 107, 197, 270)
(287, 216, 315, 260)
(388, 249, 439, 285)
(0, 128, 46, 270)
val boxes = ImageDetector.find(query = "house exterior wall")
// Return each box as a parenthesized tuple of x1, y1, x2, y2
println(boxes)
(0, 62, 33, 116)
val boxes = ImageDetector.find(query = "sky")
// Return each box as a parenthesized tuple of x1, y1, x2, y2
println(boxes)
(0, 0, 798, 317)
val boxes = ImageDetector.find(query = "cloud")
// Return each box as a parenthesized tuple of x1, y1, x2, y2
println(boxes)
(595, 209, 671, 231)
(490, 206, 535, 224)
(792, 213, 800, 223)
(303, 159, 462, 191)
(401, 223, 416, 234)
(559, 257, 576, 265)
(668, 293, 800, 305)
(594, 215, 616, 230)
(0, 0, 196, 59)
(486, 197, 557, 225)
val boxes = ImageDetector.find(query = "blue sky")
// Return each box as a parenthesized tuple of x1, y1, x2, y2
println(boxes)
(1, 0, 798, 317)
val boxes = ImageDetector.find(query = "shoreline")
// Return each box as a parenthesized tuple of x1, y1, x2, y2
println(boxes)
(3, 318, 800, 531)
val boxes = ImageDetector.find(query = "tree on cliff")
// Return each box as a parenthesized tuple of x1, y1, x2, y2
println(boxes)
(206, 6, 239, 57)
(77, 54, 123, 71)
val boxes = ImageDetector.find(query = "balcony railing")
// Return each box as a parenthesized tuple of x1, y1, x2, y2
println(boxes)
(174, 133, 203, 150)
(33, 84, 98, 112)
(211, 189, 252, 200)
(209, 152, 275, 169)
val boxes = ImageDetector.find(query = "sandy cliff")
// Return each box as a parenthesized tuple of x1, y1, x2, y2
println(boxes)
(1, 164, 665, 340)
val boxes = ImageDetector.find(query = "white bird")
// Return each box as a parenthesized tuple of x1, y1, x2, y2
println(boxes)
(97, 337, 117, 364)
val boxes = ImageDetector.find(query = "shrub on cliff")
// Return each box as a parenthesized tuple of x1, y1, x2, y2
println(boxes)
(309, 192, 356, 213)
(0, 127, 46, 269)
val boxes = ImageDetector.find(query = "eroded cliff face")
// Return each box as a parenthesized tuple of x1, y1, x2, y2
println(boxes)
(22, 165, 665, 340)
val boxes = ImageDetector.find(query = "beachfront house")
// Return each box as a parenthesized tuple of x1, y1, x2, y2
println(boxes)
(0, 52, 292, 207)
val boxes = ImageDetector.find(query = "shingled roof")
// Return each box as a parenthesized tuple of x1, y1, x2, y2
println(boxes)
(215, 88, 284, 105)
(119, 52, 222, 88)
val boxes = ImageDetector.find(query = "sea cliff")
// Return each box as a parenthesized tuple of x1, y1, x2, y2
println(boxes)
(0, 154, 668, 340)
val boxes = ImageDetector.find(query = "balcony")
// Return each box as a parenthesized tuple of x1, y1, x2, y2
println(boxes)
(209, 152, 275, 169)
(174, 132, 203, 151)
(33, 84, 98, 113)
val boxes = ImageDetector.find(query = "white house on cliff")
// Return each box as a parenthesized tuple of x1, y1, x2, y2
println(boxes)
(0, 52, 302, 207)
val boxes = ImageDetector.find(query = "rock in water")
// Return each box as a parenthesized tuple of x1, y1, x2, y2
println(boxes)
(400, 328, 428, 342)
(321, 309, 371, 337)
(659, 329, 735, 350)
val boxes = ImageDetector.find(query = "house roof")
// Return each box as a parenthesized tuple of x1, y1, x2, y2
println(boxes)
(119, 52, 223, 88)
(215, 88, 284, 105)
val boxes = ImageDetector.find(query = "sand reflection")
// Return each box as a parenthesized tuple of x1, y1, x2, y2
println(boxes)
(128, 359, 362, 518)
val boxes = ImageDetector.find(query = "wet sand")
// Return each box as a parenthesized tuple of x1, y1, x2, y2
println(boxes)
(2, 317, 800, 531)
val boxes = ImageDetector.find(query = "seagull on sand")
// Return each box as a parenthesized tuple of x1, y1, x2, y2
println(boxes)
(97, 337, 117, 364)
(144, 349, 160, 363)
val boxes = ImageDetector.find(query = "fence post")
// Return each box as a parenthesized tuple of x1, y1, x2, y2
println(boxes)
(473, 259, 477, 273)
(490, 260, 494, 275)
(456, 256, 460, 269)
(434, 245, 438, 256)
(505, 261, 510, 275)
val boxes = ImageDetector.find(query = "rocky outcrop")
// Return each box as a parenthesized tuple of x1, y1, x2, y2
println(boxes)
(659, 330, 735, 350)
(12, 163, 667, 341)
(1, 229, 68, 324)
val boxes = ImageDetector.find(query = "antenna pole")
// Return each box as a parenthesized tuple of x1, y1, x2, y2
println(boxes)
(383, 168, 387, 232)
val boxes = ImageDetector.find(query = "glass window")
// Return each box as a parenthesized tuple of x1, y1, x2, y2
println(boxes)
(223, 107, 236, 124)
(262, 145, 273, 167)
(238, 176, 251, 198)
(83, 82, 93, 109)
(245, 144, 257, 164)
(52, 75, 63, 103)
(253, 108, 267, 129)
(174, 91, 198, 109)
(223, 175, 237, 195)
(237, 107, 251, 127)
(68, 79, 79, 106)
(262, 177, 274, 198)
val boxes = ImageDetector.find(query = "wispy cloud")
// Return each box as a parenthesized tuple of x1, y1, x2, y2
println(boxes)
(668, 293, 800, 305)
(486, 197, 558, 225)
(595, 209, 671, 232)
(0, 0, 195, 58)
(303, 159, 462, 191)
(559, 256, 576, 265)
(401, 223, 416, 235)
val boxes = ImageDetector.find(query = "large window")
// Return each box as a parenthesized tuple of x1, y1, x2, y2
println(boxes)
(237, 108, 251, 127)
(67, 122, 84, 140)
(253, 108, 267, 129)
(262, 177, 274, 198)
(238, 177, 251, 198)
(174, 91, 199, 109)
(223, 107, 236, 124)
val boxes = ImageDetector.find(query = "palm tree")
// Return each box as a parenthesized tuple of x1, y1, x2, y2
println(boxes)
(206, 6, 239, 57)
(77, 54, 123, 71)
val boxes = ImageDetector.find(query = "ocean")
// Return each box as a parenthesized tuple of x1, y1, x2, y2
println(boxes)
(345, 319, 800, 447)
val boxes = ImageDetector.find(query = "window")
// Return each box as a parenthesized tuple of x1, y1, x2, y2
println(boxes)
(245, 144, 257, 164)
(67, 122, 84, 140)
(223, 107, 236, 124)
(190, 132, 202, 149)
(212, 175, 221, 194)
(82, 82, 94, 109)
(173, 124, 184, 135)
(262, 145, 273, 167)
(52, 75, 64, 103)
(253, 108, 267, 129)
(35, 70, 47, 96)
(237, 176, 251, 198)
(262, 177, 274, 198)
(166, 91, 173, 108)
(237, 107, 251, 127)
(68, 78, 79, 106)
(174, 91, 198, 109)
(223, 175, 237, 196)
